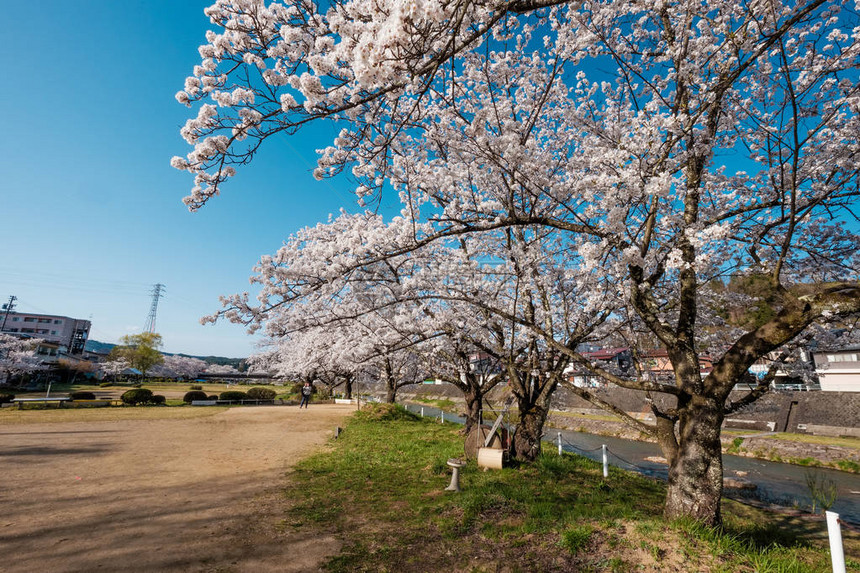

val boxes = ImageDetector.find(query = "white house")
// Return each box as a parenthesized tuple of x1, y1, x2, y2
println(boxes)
(813, 347, 860, 392)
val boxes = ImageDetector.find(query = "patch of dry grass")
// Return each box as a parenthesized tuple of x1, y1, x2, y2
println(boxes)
(763, 432, 860, 450)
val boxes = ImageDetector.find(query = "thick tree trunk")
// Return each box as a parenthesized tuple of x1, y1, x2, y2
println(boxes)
(383, 358, 397, 403)
(462, 387, 483, 435)
(385, 386, 397, 403)
(343, 376, 353, 399)
(662, 398, 725, 526)
(512, 401, 548, 462)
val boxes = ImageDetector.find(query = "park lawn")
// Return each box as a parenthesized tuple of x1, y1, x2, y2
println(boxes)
(0, 405, 230, 425)
(282, 403, 859, 573)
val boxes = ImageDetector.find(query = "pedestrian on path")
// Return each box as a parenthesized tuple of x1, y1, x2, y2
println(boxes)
(300, 381, 312, 408)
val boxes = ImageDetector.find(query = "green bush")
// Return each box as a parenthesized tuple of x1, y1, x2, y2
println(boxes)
(219, 390, 248, 401)
(151, 395, 166, 405)
(189, 384, 203, 391)
(208, 394, 218, 400)
(69, 391, 96, 401)
(99, 382, 112, 388)
(121, 388, 153, 405)
(183, 390, 209, 403)
(0, 393, 15, 404)
(356, 403, 420, 422)
(246, 387, 276, 400)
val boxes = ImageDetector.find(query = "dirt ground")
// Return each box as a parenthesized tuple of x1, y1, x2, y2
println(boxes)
(0, 404, 355, 572)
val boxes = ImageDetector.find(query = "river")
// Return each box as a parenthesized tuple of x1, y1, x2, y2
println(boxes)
(404, 403, 860, 525)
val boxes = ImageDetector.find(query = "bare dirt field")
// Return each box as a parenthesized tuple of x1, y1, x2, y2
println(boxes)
(0, 404, 355, 572)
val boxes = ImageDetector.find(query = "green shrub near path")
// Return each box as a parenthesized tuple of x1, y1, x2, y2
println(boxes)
(219, 390, 248, 402)
(120, 388, 153, 405)
(246, 387, 277, 400)
(183, 390, 209, 403)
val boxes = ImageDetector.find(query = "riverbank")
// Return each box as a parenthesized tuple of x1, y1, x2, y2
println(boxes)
(400, 384, 860, 472)
(548, 411, 860, 473)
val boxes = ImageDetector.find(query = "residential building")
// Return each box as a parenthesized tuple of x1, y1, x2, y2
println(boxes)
(565, 347, 633, 387)
(813, 347, 860, 392)
(0, 311, 91, 355)
(640, 349, 713, 380)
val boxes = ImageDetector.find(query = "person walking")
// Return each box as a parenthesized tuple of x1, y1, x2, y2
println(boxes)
(299, 381, 312, 408)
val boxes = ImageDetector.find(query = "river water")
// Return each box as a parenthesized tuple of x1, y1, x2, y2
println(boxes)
(404, 403, 860, 525)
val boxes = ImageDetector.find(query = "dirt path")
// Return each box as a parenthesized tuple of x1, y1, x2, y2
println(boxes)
(0, 404, 354, 572)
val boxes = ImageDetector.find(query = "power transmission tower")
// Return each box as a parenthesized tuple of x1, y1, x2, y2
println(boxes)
(144, 284, 165, 333)
(1, 295, 17, 332)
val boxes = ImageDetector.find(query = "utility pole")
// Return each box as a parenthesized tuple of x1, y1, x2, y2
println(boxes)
(1, 295, 16, 332)
(144, 284, 165, 333)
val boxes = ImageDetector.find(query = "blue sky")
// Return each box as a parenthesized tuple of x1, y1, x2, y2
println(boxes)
(0, 1, 360, 357)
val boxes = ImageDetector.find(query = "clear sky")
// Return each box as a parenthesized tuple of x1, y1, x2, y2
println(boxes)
(0, 1, 362, 358)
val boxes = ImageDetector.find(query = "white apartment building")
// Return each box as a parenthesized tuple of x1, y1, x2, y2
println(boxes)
(0, 311, 90, 355)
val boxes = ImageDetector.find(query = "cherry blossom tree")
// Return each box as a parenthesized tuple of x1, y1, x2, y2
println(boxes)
(0, 334, 45, 384)
(251, 326, 363, 398)
(153, 355, 209, 379)
(205, 363, 240, 375)
(178, 0, 860, 525)
(100, 357, 130, 380)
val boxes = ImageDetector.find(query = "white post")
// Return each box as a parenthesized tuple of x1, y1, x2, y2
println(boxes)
(602, 444, 608, 478)
(441, 411, 445, 424)
(421, 407, 424, 418)
(558, 432, 563, 456)
(826, 511, 846, 573)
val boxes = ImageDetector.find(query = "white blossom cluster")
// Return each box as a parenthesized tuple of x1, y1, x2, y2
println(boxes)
(0, 334, 46, 380)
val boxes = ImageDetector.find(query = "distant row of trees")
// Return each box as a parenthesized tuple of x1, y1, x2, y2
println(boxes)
(1, 331, 243, 386)
(105, 333, 242, 379)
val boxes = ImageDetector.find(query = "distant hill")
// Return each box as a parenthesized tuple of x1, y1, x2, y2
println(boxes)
(86, 339, 246, 369)
(84, 339, 115, 354)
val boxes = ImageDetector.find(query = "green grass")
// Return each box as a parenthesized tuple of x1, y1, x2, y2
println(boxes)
(412, 397, 457, 411)
(726, 436, 744, 454)
(279, 403, 853, 572)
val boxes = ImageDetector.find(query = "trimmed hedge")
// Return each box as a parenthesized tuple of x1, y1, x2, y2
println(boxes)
(121, 388, 153, 405)
(70, 391, 96, 401)
(183, 390, 209, 403)
(219, 390, 248, 401)
(0, 393, 15, 404)
(151, 395, 166, 405)
(246, 387, 277, 400)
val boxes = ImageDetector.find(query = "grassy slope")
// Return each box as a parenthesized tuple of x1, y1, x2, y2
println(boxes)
(283, 404, 859, 573)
